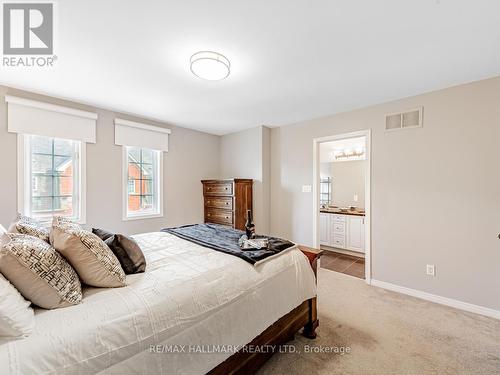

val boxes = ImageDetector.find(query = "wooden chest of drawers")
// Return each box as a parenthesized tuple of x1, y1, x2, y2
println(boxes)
(201, 179, 253, 230)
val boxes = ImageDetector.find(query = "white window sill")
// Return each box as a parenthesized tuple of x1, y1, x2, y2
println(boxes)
(122, 213, 163, 221)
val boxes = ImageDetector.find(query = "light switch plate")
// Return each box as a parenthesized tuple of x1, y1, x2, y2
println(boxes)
(353, 194, 358, 202)
(302, 185, 312, 193)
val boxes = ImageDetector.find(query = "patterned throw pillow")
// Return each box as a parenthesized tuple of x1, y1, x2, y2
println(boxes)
(8, 214, 49, 242)
(0, 233, 82, 309)
(49, 216, 77, 244)
(51, 223, 126, 288)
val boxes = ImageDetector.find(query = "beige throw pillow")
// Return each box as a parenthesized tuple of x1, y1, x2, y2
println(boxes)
(0, 233, 82, 309)
(8, 214, 49, 242)
(49, 216, 74, 244)
(51, 222, 126, 287)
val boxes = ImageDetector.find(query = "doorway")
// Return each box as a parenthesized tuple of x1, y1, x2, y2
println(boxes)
(312, 130, 371, 283)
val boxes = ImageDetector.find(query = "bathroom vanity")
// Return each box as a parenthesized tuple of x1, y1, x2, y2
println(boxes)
(319, 209, 365, 253)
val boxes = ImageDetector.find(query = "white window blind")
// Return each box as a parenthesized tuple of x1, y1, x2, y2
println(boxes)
(6, 95, 97, 143)
(114, 118, 170, 152)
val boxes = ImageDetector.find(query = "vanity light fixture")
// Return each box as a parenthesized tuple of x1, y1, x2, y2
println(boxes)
(190, 51, 230, 81)
(332, 148, 365, 160)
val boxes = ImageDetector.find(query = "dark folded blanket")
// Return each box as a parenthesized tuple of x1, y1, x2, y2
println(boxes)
(161, 223, 295, 265)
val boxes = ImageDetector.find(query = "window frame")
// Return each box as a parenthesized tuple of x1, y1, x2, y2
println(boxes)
(127, 180, 137, 194)
(17, 134, 87, 225)
(122, 146, 163, 221)
(319, 177, 332, 206)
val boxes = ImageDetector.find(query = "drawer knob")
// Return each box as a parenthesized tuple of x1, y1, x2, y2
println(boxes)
(207, 214, 211, 217)
(207, 201, 211, 204)
(225, 216, 229, 219)
(207, 187, 211, 190)
(225, 187, 228, 190)
(225, 202, 229, 205)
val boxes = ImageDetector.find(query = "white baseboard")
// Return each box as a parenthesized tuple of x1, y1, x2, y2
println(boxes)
(371, 279, 500, 320)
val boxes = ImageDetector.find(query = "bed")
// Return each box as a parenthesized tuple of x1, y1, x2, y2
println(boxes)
(0, 231, 319, 374)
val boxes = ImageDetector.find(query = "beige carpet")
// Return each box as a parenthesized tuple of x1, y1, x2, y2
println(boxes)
(259, 269, 500, 375)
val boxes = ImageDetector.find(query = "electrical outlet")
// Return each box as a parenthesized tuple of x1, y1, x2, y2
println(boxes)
(302, 185, 312, 193)
(426, 264, 435, 276)
(353, 194, 358, 202)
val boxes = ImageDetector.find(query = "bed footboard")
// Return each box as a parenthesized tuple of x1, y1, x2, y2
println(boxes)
(207, 298, 316, 375)
(298, 245, 322, 339)
(208, 246, 322, 374)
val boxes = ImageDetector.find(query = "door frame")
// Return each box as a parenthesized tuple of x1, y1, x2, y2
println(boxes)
(312, 129, 372, 284)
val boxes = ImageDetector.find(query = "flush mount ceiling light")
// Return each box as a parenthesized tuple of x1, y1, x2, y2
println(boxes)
(190, 51, 230, 81)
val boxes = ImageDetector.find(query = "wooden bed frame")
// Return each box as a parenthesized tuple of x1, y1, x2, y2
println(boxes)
(208, 246, 322, 375)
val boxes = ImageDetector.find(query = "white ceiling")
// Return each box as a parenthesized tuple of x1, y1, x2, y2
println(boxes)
(320, 137, 366, 163)
(1, 0, 499, 135)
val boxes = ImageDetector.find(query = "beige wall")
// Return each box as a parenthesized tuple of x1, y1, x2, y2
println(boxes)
(2, 77, 500, 312)
(319, 163, 331, 179)
(219, 126, 271, 234)
(261, 126, 271, 234)
(330, 160, 366, 208)
(0, 86, 220, 234)
(270, 77, 500, 311)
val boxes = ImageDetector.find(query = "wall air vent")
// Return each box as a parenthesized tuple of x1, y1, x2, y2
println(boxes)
(385, 107, 423, 131)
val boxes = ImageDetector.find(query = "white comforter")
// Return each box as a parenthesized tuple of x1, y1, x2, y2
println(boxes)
(0, 232, 316, 375)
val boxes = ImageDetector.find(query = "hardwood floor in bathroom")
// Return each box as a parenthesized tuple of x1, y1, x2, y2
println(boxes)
(320, 251, 365, 279)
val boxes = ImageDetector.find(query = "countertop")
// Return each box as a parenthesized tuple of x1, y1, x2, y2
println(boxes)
(320, 208, 365, 217)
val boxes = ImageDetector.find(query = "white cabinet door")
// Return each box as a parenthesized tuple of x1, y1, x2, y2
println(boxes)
(319, 213, 330, 246)
(347, 216, 365, 253)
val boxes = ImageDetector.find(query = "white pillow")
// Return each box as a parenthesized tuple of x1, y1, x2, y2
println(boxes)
(0, 273, 35, 337)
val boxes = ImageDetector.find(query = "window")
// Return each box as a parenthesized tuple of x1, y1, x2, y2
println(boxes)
(127, 180, 136, 194)
(124, 146, 162, 219)
(320, 177, 332, 206)
(19, 135, 85, 223)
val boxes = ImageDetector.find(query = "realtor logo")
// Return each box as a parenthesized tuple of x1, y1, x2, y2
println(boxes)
(3, 3, 53, 55)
